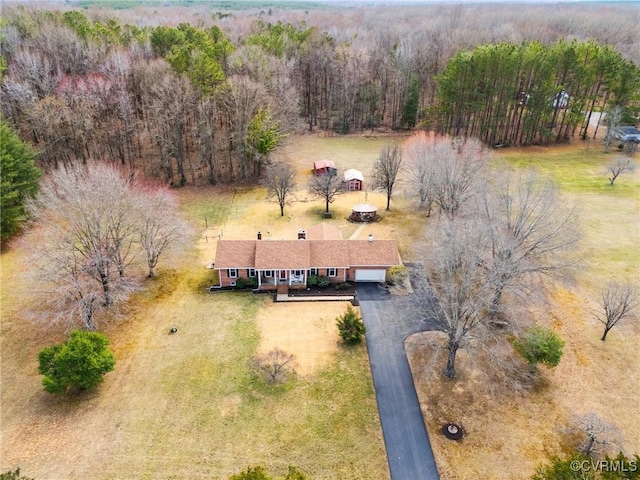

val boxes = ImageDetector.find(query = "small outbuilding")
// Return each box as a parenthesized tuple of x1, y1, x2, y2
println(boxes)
(349, 203, 378, 223)
(313, 159, 337, 175)
(343, 169, 364, 191)
(553, 90, 570, 109)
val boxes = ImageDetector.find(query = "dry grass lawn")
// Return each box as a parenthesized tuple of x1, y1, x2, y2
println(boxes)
(255, 302, 350, 376)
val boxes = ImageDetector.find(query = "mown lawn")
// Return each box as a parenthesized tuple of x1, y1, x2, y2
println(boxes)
(496, 143, 639, 285)
(496, 143, 639, 197)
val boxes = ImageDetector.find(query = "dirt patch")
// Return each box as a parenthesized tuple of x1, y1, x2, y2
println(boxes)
(255, 301, 353, 375)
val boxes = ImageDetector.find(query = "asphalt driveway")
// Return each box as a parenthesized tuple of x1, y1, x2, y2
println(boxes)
(356, 264, 441, 480)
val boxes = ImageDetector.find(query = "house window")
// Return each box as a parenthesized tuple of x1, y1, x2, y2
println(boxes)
(248, 269, 256, 278)
(328, 268, 337, 277)
(309, 268, 318, 276)
(294, 270, 303, 277)
(227, 268, 238, 278)
(264, 270, 273, 278)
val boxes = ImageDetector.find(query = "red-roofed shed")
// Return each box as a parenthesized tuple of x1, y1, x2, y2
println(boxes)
(313, 160, 337, 175)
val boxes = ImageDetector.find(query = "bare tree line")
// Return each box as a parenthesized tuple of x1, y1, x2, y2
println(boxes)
(1, 3, 638, 186)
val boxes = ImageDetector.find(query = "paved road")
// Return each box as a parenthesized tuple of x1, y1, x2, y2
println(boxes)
(356, 268, 441, 480)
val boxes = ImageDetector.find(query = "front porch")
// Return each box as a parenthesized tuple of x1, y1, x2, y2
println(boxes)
(255, 269, 307, 289)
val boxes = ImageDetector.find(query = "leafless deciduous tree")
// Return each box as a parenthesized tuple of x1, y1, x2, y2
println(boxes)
(142, 63, 196, 186)
(26, 164, 136, 329)
(593, 281, 638, 341)
(574, 413, 622, 457)
(263, 162, 296, 217)
(30, 233, 107, 331)
(252, 348, 297, 385)
(425, 218, 495, 378)
(308, 170, 345, 215)
(404, 133, 490, 218)
(133, 186, 192, 278)
(430, 136, 489, 218)
(29, 164, 135, 307)
(606, 157, 636, 186)
(371, 144, 403, 211)
(480, 171, 580, 319)
(25, 163, 187, 331)
(420, 170, 579, 378)
(219, 75, 266, 180)
(404, 131, 442, 215)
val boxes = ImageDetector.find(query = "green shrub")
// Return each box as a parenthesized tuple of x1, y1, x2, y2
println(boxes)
(386, 265, 408, 286)
(514, 326, 564, 372)
(307, 275, 319, 287)
(336, 305, 366, 345)
(229, 466, 271, 480)
(335, 282, 351, 291)
(0, 468, 35, 480)
(235, 277, 247, 289)
(317, 276, 330, 288)
(246, 276, 258, 288)
(228, 465, 308, 480)
(531, 453, 594, 480)
(532, 451, 640, 479)
(38, 330, 115, 394)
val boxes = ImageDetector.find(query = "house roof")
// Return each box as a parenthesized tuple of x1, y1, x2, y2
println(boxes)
(313, 159, 336, 170)
(306, 222, 343, 240)
(254, 240, 351, 269)
(214, 240, 256, 269)
(344, 168, 364, 182)
(309, 240, 351, 267)
(214, 236, 399, 271)
(348, 240, 400, 266)
(255, 240, 311, 269)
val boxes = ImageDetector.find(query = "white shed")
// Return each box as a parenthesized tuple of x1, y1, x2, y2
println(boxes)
(343, 169, 364, 191)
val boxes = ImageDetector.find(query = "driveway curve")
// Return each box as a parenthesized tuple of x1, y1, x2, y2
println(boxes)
(356, 267, 441, 480)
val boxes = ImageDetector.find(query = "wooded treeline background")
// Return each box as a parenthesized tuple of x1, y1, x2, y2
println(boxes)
(1, 2, 639, 186)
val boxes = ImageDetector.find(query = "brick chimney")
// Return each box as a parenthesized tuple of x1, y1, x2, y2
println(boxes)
(257, 231, 262, 240)
(298, 229, 307, 240)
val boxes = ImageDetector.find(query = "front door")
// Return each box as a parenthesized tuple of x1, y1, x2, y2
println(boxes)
(279, 270, 287, 282)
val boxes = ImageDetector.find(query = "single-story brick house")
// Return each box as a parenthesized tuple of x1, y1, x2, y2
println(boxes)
(313, 159, 337, 175)
(213, 223, 400, 290)
(343, 168, 364, 191)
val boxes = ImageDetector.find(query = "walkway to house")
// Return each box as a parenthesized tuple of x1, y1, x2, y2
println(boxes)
(274, 282, 357, 302)
(356, 268, 441, 480)
(348, 223, 367, 239)
(275, 293, 354, 302)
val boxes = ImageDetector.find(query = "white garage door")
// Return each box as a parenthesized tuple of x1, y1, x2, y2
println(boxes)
(355, 269, 386, 282)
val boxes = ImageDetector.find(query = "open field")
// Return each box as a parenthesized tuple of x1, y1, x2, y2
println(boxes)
(407, 143, 640, 479)
(496, 143, 639, 285)
(1, 133, 638, 479)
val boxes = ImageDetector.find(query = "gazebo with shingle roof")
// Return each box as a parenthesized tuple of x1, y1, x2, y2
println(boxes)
(349, 203, 378, 222)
